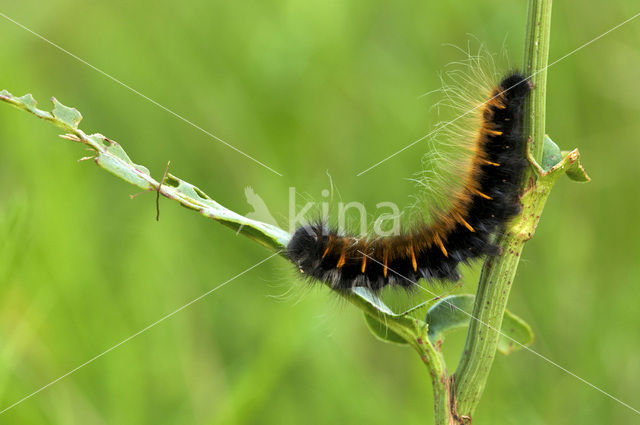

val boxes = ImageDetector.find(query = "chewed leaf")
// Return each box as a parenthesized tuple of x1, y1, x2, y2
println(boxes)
(88, 134, 134, 163)
(155, 173, 290, 249)
(364, 313, 408, 345)
(84, 134, 153, 190)
(96, 154, 154, 190)
(51, 97, 82, 129)
(17, 94, 37, 111)
(426, 295, 534, 355)
(563, 150, 591, 182)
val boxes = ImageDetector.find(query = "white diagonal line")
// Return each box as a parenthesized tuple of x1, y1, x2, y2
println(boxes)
(0, 11, 283, 177)
(0, 250, 282, 415)
(357, 250, 640, 415)
(356, 11, 640, 176)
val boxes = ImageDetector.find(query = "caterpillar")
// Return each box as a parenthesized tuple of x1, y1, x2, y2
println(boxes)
(287, 72, 532, 292)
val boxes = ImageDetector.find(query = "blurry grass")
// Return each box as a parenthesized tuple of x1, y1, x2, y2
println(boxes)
(1, 0, 640, 424)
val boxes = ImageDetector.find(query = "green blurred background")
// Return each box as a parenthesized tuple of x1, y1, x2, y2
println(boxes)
(1, 1, 639, 423)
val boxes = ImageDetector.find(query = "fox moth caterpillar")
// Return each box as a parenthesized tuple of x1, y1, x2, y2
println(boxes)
(288, 72, 532, 292)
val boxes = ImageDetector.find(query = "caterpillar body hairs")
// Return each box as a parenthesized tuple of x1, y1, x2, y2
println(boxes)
(288, 72, 532, 292)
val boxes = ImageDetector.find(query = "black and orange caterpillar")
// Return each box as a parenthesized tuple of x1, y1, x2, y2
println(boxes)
(287, 73, 532, 291)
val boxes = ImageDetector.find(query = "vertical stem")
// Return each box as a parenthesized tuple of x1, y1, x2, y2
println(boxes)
(411, 340, 453, 425)
(452, 0, 552, 418)
(452, 232, 525, 416)
(523, 0, 553, 182)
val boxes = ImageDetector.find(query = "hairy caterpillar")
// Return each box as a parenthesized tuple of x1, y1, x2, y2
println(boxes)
(288, 72, 532, 291)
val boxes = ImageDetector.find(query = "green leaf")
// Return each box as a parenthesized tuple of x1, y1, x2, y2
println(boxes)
(89, 134, 133, 163)
(562, 150, 591, 182)
(86, 134, 153, 190)
(364, 313, 408, 345)
(0, 91, 52, 121)
(541, 135, 562, 171)
(96, 154, 154, 190)
(17, 94, 37, 111)
(349, 287, 426, 346)
(426, 294, 475, 340)
(537, 135, 590, 182)
(157, 173, 291, 249)
(497, 310, 534, 355)
(351, 287, 395, 315)
(51, 97, 82, 129)
(426, 295, 534, 355)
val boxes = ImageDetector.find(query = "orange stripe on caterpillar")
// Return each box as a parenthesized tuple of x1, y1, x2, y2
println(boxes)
(454, 212, 475, 232)
(361, 242, 368, 273)
(383, 249, 388, 278)
(336, 249, 346, 268)
(485, 129, 504, 136)
(409, 244, 417, 272)
(480, 159, 501, 166)
(433, 233, 448, 257)
(472, 189, 493, 200)
(321, 235, 333, 259)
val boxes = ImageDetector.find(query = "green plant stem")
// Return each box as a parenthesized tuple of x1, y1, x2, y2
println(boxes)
(452, 0, 553, 419)
(523, 0, 553, 182)
(451, 194, 533, 416)
(412, 340, 451, 425)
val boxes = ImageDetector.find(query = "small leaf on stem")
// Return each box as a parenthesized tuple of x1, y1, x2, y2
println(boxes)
(51, 97, 82, 129)
(426, 295, 534, 355)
